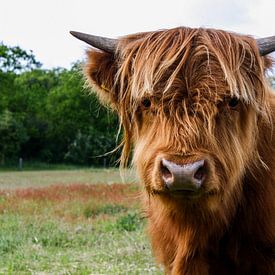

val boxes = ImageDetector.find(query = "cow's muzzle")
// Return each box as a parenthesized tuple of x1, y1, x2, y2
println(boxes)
(160, 158, 206, 195)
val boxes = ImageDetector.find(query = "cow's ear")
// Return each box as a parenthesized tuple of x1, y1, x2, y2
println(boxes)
(85, 50, 119, 108)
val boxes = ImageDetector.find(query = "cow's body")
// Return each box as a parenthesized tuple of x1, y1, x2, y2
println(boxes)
(147, 106, 275, 274)
(72, 27, 275, 274)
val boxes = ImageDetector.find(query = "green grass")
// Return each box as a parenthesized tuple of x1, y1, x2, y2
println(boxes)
(0, 213, 160, 274)
(0, 161, 86, 172)
(0, 168, 137, 189)
(0, 169, 162, 274)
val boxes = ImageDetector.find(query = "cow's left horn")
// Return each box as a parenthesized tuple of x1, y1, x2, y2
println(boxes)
(256, 36, 275, 56)
(70, 31, 117, 53)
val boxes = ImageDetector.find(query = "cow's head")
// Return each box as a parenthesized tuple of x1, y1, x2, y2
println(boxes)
(71, 27, 275, 211)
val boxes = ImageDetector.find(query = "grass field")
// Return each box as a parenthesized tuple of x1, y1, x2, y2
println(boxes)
(0, 168, 162, 274)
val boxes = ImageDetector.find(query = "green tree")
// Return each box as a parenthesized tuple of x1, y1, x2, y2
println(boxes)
(45, 65, 118, 164)
(12, 69, 61, 160)
(0, 43, 42, 163)
(0, 43, 119, 166)
(0, 110, 27, 164)
(0, 42, 41, 73)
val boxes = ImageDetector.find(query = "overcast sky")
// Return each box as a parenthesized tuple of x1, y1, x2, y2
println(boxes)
(1, 0, 274, 69)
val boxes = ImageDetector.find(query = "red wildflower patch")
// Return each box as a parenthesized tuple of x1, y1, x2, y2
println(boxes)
(0, 183, 139, 203)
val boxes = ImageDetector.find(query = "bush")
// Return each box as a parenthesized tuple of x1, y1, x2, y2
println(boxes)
(115, 212, 143, 232)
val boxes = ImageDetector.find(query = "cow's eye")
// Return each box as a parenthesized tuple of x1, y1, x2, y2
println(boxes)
(228, 97, 239, 108)
(141, 98, 151, 108)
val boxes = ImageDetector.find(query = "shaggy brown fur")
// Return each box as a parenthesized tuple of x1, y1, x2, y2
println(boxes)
(85, 27, 275, 274)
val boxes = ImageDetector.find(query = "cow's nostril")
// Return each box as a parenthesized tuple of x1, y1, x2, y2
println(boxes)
(161, 162, 173, 181)
(194, 166, 205, 181)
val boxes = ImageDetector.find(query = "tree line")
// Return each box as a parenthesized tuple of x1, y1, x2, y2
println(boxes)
(0, 42, 119, 166)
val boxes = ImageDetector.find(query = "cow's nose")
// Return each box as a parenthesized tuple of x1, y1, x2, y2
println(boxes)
(161, 159, 206, 191)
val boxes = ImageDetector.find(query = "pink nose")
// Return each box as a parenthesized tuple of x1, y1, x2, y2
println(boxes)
(161, 159, 206, 191)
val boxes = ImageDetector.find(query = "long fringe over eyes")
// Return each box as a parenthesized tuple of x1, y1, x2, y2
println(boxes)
(112, 27, 272, 167)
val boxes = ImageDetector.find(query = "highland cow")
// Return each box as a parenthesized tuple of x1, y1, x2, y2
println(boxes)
(71, 27, 275, 274)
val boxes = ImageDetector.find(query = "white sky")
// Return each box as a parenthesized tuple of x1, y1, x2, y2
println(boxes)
(1, 0, 274, 69)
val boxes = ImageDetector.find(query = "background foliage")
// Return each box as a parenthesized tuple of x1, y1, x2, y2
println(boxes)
(0, 42, 118, 166)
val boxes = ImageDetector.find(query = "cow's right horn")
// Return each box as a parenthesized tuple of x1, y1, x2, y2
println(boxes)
(70, 31, 117, 54)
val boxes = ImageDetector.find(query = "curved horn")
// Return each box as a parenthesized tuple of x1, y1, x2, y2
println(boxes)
(70, 31, 117, 53)
(256, 36, 275, 56)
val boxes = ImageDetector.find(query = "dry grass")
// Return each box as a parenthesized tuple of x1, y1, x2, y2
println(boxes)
(0, 168, 137, 189)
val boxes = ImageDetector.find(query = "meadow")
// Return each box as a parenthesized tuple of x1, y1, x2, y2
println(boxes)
(0, 168, 162, 274)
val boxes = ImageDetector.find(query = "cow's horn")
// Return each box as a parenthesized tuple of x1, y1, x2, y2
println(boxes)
(256, 36, 275, 56)
(70, 31, 117, 53)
